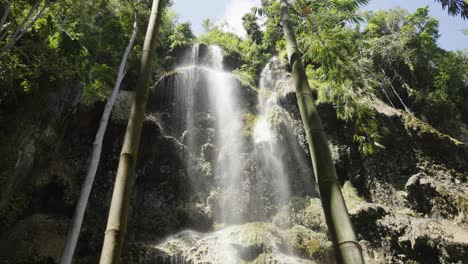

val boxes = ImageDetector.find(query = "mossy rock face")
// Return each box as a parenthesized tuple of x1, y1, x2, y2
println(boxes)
(126, 223, 319, 264)
(242, 112, 258, 138)
(291, 197, 327, 233)
(403, 114, 463, 147)
(289, 225, 334, 262)
(403, 114, 467, 169)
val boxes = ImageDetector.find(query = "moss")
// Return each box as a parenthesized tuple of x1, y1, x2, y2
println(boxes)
(242, 113, 258, 137)
(247, 252, 276, 264)
(342, 181, 365, 210)
(290, 225, 333, 260)
(232, 222, 283, 249)
(291, 197, 327, 233)
(268, 109, 283, 129)
(196, 161, 213, 178)
(403, 114, 463, 146)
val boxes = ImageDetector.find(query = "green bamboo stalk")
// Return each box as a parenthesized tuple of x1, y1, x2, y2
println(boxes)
(279, 0, 364, 263)
(99, 0, 166, 263)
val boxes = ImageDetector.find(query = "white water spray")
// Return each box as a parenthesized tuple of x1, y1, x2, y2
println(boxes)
(151, 48, 316, 263)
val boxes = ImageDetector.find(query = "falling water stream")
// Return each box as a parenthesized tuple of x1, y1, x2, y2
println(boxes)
(151, 45, 315, 263)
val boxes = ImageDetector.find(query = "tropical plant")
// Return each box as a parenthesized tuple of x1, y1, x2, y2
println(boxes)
(434, 0, 468, 19)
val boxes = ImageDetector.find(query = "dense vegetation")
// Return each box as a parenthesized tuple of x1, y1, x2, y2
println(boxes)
(0, 0, 466, 154)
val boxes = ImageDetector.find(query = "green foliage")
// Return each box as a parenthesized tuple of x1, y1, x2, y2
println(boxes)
(233, 65, 256, 88)
(290, 225, 333, 260)
(283, 2, 466, 152)
(285, 0, 385, 154)
(0, 0, 190, 110)
(0, 0, 466, 159)
(341, 182, 365, 210)
(198, 1, 466, 154)
(363, 7, 468, 131)
(82, 79, 108, 106)
(242, 13, 262, 44)
(169, 22, 195, 51)
(198, 16, 271, 80)
(434, 0, 468, 19)
(198, 22, 242, 57)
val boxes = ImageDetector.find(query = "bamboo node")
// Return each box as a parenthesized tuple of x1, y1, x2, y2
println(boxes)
(337, 240, 362, 249)
(104, 227, 121, 235)
(317, 178, 340, 185)
(306, 128, 324, 135)
(296, 92, 313, 100)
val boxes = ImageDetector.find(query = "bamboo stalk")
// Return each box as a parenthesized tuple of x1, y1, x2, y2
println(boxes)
(99, 0, 166, 263)
(279, 1, 364, 263)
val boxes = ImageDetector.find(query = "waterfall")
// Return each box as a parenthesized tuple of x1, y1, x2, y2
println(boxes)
(150, 46, 316, 263)
(204, 47, 245, 224)
(253, 61, 293, 211)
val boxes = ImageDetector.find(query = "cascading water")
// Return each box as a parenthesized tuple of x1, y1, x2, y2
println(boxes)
(254, 58, 315, 202)
(150, 46, 317, 263)
(204, 46, 245, 225)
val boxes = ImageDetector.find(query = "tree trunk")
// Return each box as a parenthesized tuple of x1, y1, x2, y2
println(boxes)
(59, 12, 139, 264)
(99, 0, 166, 263)
(11, 2, 49, 46)
(0, 0, 14, 31)
(0, 1, 38, 43)
(279, 1, 364, 263)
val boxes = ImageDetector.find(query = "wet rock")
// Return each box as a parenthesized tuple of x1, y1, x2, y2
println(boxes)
(201, 143, 215, 161)
(232, 243, 265, 262)
(406, 173, 460, 219)
(290, 225, 334, 262)
(128, 223, 316, 264)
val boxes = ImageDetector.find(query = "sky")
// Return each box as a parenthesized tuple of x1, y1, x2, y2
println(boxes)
(172, 0, 468, 51)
